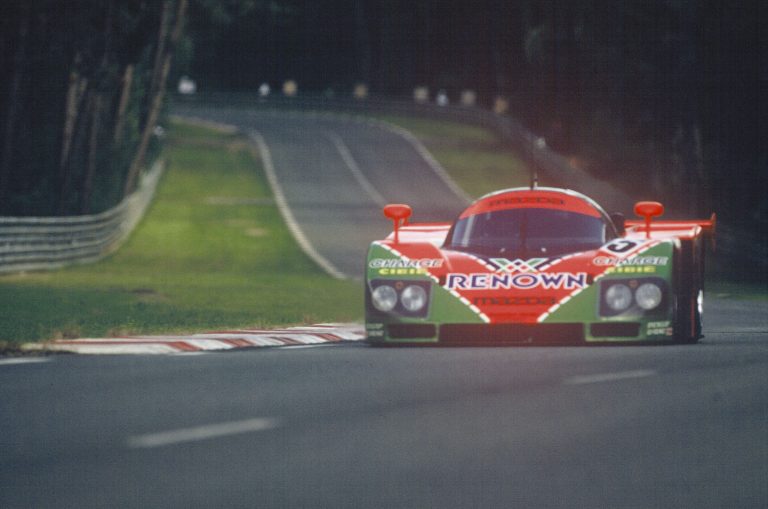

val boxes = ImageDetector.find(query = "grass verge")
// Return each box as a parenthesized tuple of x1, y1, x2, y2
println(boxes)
(376, 115, 531, 199)
(0, 120, 360, 343)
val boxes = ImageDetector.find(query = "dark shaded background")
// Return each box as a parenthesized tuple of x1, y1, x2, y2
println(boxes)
(0, 1, 765, 256)
(185, 0, 766, 223)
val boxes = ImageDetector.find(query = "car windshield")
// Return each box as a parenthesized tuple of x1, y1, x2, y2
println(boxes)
(446, 207, 610, 257)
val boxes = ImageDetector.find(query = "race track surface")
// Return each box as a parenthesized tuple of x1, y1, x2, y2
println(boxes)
(173, 105, 469, 277)
(2, 109, 766, 508)
(1, 298, 766, 508)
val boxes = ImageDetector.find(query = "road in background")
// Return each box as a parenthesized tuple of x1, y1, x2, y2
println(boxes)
(1, 297, 766, 509)
(173, 105, 469, 277)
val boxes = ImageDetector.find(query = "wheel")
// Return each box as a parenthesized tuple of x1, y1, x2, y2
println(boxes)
(674, 239, 704, 344)
(674, 290, 702, 343)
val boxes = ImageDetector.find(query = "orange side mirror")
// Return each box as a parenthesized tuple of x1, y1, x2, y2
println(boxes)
(383, 204, 412, 244)
(634, 201, 664, 238)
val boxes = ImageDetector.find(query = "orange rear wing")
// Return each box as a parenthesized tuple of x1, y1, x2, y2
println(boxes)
(625, 213, 716, 249)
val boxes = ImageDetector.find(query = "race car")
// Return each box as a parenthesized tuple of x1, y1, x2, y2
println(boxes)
(365, 187, 715, 345)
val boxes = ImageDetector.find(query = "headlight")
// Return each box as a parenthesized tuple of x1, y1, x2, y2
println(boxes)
(635, 283, 662, 310)
(401, 285, 427, 312)
(371, 285, 397, 312)
(605, 283, 633, 311)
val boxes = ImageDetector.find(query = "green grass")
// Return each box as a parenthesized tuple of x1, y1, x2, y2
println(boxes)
(0, 121, 360, 343)
(706, 277, 768, 301)
(377, 115, 531, 199)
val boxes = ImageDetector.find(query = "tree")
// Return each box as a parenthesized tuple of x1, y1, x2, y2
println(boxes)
(0, 0, 189, 216)
(124, 0, 188, 196)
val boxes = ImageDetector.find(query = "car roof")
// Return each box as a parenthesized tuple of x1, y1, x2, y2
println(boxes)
(458, 187, 608, 219)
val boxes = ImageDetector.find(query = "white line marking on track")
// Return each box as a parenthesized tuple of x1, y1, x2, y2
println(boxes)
(46, 343, 183, 355)
(249, 130, 347, 280)
(325, 130, 387, 207)
(564, 369, 657, 385)
(127, 417, 281, 449)
(373, 120, 473, 204)
(0, 357, 52, 366)
(280, 343, 343, 350)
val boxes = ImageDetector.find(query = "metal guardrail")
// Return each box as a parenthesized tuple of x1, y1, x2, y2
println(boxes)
(0, 161, 164, 274)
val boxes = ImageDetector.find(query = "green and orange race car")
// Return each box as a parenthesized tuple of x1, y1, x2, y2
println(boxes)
(365, 187, 715, 345)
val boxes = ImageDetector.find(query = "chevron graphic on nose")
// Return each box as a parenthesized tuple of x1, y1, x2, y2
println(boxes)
(489, 257, 549, 273)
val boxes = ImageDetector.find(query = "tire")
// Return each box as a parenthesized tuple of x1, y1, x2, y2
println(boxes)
(674, 239, 704, 344)
(675, 290, 702, 344)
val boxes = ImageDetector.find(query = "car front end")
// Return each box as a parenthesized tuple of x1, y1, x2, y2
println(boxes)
(365, 237, 678, 345)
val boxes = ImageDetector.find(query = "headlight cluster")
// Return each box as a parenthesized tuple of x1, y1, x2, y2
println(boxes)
(601, 278, 666, 316)
(400, 285, 428, 312)
(371, 285, 398, 312)
(635, 283, 663, 310)
(369, 280, 431, 316)
(605, 284, 633, 311)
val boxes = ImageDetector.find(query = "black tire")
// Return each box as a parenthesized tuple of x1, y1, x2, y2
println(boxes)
(675, 291, 702, 344)
(674, 239, 704, 344)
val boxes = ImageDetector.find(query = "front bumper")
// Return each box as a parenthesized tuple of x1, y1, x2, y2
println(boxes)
(366, 320, 674, 345)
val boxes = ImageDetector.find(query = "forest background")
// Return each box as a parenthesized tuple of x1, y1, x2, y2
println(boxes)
(0, 0, 764, 247)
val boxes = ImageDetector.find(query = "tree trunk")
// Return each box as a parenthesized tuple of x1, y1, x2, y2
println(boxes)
(76, 0, 113, 214)
(692, 124, 707, 215)
(80, 94, 103, 214)
(0, 6, 29, 203)
(113, 64, 134, 144)
(59, 90, 94, 215)
(124, 0, 187, 196)
(60, 54, 86, 172)
(148, 1, 172, 114)
(58, 59, 89, 215)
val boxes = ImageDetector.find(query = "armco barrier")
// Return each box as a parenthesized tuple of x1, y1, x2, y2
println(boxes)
(0, 161, 163, 274)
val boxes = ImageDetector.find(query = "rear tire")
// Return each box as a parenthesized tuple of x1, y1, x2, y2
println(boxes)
(674, 239, 704, 344)
(675, 291, 702, 344)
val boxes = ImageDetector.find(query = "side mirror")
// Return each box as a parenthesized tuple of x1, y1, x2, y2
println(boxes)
(633, 201, 664, 238)
(383, 204, 412, 244)
(610, 212, 626, 236)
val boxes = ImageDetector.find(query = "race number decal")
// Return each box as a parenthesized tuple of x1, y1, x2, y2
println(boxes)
(602, 239, 639, 254)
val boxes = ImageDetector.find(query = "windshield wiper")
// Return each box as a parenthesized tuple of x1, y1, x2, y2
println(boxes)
(519, 210, 529, 258)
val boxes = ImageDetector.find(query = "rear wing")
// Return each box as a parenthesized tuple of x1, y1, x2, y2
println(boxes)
(625, 213, 716, 249)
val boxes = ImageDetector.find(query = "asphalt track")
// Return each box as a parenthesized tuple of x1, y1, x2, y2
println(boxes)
(173, 104, 470, 278)
(2, 109, 766, 508)
(1, 298, 766, 508)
